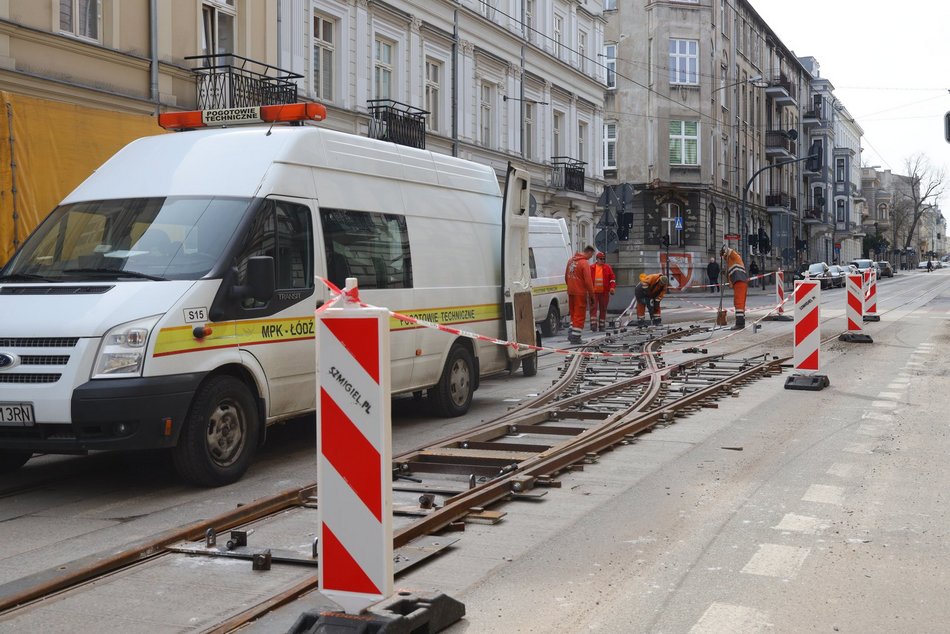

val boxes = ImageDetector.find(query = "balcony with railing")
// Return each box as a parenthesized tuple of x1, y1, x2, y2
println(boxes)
(185, 54, 301, 110)
(551, 157, 586, 193)
(764, 72, 798, 107)
(765, 190, 796, 214)
(802, 195, 829, 224)
(367, 100, 428, 149)
(802, 107, 823, 128)
(765, 130, 797, 159)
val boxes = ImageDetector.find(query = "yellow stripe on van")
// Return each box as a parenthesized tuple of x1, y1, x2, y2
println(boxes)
(389, 303, 501, 331)
(153, 304, 501, 356)
(531, 283, 567, 296)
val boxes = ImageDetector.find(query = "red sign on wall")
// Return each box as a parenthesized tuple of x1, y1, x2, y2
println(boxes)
(724, 233, 740, 241)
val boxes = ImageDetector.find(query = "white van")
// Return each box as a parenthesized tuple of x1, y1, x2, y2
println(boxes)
(528, 217, 571, 336)
(0, 104, 536, 486)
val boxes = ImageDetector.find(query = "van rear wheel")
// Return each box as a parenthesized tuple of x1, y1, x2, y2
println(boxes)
(540, 303, 561, 337)
(431, 345, 475, 417)
(0, 449, 32, 474)
(172, 375, 259, 487)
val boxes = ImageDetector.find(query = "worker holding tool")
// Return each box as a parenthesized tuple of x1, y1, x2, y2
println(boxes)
(589, 252, 616, 332)
(635, 273, 669, 327)
(720, 244, 748, 329)
(565, 245, 595, 344)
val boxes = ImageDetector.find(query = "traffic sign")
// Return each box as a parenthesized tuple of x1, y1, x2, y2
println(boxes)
(674, 216, 683, 230)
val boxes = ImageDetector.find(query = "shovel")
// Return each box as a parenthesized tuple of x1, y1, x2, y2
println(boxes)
(716, 255, 728, 326)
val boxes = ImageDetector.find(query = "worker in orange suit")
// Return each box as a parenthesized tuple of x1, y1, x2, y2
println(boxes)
(720, 245, 748, 329)
(565, 245, 595, 344)
(635, 273, 670, 327)
(589, 252, 616, 332)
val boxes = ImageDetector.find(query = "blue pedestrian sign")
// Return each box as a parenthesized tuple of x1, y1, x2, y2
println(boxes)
(674, 216, 683, 230)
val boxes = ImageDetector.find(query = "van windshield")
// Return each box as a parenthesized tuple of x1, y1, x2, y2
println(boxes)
(2, 197, 251, 281)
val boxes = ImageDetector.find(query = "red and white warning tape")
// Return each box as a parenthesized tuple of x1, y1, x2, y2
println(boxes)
(317, 277, 792, 359)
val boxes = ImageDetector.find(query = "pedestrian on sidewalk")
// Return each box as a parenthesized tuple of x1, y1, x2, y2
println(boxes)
(706, 257, 720, 293)
(748, 259, 760, 290)
(565, 245, 595, 344)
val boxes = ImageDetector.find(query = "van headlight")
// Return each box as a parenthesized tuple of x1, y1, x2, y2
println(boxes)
(92, 315, 161, 378)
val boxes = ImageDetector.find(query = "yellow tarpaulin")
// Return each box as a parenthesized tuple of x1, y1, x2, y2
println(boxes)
(0, 92, 163, 265)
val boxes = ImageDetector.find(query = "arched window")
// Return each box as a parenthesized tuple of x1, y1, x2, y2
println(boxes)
(708, 203, 717, 249)
(725, 206, 732, 234)
(878, 203, 888, 221)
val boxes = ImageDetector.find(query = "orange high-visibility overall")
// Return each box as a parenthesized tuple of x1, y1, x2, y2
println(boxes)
(565, 252, 594, 338)
(635, 273, 668, 319)
(590, 261, 616, 330)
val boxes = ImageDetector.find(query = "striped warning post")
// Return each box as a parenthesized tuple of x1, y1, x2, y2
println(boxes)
(765, 270, 792, 321)
(840, 274, 873, 343)
(785, 280, 829, 390)
(316, 278, 393, 614)
(864, 269, 880, 322)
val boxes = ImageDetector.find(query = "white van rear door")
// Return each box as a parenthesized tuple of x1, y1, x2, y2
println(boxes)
(501, 164, 535, 362)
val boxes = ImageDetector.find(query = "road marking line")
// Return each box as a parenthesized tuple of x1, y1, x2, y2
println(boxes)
(871, 400, 897, 409)
(886, 383, 908, 390)
(690, 603, 771, 634)
(741, 544, 811, 579)
(773, 513, 826, 535)
(827, 463, 860, 478)
(843, 441, 875, 454)
(875, 392, 902, 400)
(802, 484, 845, 505)
(862, 411, 894, 422)
(856, 424, 883, 437)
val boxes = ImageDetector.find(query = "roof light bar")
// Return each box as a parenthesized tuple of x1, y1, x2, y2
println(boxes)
(158, 102, 328, 131)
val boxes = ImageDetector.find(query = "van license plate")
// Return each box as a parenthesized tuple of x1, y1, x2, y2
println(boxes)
(0, 403, 34, 426)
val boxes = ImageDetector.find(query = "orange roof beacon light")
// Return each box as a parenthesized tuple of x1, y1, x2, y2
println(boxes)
(158, 102, 327, 131)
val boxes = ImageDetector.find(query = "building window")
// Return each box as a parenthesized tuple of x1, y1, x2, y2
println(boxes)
(553, 14, 564, 59)
(669, 39, 698, 85)
(604, 44, 617, 89)
(669, 120, 699, 166)
(481, 0, 497, 21)
(425, 59, 441, 132)
(374, 38, 394, 99)
(524, 102, 534, 159)
(553, 111, 564, 156)
(578, 122, 587, 165)
(605, 0, 617, 9)
(312, 14, 335, 101)
(201, 1, 235, 56)
(60, 0, 99, 40)
(480, 83, 493, 147)
(604, 122, 617, 169)
(836, 199, 846, 223)
(836, 158, 845, 183)
(708, 204, 717, 247)
(578, 30, 588, 72)
(878, 203, 888, 221)
(525, 0, 535, 43)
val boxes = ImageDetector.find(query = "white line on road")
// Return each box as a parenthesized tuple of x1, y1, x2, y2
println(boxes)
(690, 603, 772, 634)
(741, 544, 811, 579)
(773, 513, 827, 535)
(827, 463, 862, 478)
(802, 484, 845, 505)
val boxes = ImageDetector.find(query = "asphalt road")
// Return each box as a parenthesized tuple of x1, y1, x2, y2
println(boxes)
(1, 269, 947, 633)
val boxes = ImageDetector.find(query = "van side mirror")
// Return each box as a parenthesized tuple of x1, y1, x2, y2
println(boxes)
(232, 256, 275, 303)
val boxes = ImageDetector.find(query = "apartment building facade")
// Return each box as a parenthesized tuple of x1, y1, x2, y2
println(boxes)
(279, 0, 608, 251)
(602, 0, 866, 287)
(862, 166, 944, 267)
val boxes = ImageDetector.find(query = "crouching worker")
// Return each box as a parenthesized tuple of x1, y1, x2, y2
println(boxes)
(635, 273, 669, 327)
(720, 245, 748, 329)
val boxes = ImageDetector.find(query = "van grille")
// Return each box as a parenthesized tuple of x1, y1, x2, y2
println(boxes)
(0, 285, 113, 295)
(0, 373, 61, 383)
(21, 355, 70, 366)
(0, 337, 79, 348)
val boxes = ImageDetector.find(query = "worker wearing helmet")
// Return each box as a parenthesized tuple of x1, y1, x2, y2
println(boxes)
(635, 273, 669, 327)
(565, 245, 596, 344)
(720, 245, 748, 329)
(589, 252, 617, 332)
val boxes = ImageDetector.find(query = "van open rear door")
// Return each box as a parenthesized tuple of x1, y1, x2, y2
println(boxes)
(501, 164, 536, 370)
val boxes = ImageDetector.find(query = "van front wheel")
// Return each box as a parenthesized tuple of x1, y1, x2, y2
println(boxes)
(172, 375, 259, 487)
(431, 345, 475, 417)
(540, 303, 561, 337)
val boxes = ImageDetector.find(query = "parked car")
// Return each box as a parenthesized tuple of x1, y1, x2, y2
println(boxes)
(802, 262, 833, 289)
(849, 259, 874, 274)
(875, 261, 894, 277)
(826, 264, 848, 288)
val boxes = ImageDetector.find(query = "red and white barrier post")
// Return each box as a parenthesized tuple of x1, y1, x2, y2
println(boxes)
(840, 274, 873, 343)
(765, 270, 793, 321)
(785, 279, 829, 390)
(316, 278, 393, 614)
(864, 269, 880, 322)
